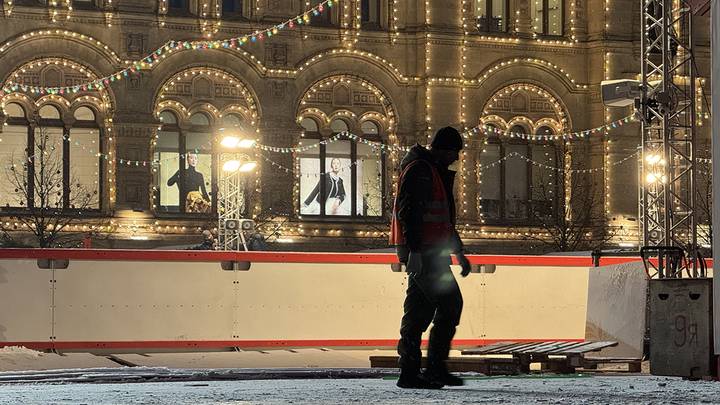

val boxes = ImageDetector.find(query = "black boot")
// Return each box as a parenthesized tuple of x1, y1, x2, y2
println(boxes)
(424, 363, 464, 386)
(397, 369, 444, 389)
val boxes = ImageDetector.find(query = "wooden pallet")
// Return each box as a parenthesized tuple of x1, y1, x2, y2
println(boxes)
(580, 357, 643, 373)
(369, 355, 521, 376)
(461, 341, 635, 374)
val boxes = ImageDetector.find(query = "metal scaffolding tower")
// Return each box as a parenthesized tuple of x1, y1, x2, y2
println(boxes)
(640, 0, 702, 276)
(218, 152, 248, 251)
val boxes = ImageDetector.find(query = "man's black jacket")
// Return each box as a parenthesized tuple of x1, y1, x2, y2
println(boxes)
(395, 144, 463, 257)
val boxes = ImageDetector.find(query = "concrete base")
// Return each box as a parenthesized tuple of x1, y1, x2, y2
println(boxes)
(649, 278, 715, 379)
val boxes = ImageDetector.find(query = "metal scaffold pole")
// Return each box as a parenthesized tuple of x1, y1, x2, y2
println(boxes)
(218, 152, 248, 251)
(640, 0, 701, 277)
(711, 0, 719, 355)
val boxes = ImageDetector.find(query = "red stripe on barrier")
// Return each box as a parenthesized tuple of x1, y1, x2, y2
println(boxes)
(0, 338, 584, 351)
(0, 248, 661, 267)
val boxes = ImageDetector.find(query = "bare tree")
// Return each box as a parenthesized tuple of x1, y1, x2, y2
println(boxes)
(524, 158, 618, 252)
(0, 126, 102, 248)
(252, 194, 294, 245)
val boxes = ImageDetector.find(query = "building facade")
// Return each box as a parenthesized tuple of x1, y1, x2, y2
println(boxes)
(0, 0, 713, 251)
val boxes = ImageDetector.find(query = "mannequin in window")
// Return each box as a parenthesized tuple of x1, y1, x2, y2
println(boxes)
(303, 157, 347, 215)
(167, 153, 210, 213)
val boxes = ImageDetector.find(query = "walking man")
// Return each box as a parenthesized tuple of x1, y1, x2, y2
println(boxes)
(390, 126, 472, 389)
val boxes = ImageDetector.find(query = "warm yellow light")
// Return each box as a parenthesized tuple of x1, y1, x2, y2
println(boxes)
(221, 136, 240, 148)
(237, 139, 256, 148)
(221, 136, 255, 149)
(645, 154, 661, 165)
(239, 161, 257, 172)
(222, 160, 241, 172)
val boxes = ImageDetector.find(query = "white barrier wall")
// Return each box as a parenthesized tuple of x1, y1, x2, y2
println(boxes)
(0, 257, 590, 352)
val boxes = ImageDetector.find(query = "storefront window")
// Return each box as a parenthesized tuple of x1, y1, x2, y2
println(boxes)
(298, 118, 384, 218)
(155, 110, 214, 214)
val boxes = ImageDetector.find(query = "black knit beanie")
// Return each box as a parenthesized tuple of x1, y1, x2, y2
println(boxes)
(430, 126, 463, 150)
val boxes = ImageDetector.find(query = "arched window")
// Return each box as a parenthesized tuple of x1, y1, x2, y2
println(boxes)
(0, 103, 29, 208)
(73, 106, 96, 121)
(0, 102, 103, 211)
(186, 113, 213, 213)
(504, 125, 529, 219)
(69, 106, 100, 209)
(155, 110, 215, 214)
(531, 0, 563, 36)
(478, 124, 501, 220)
(159, 110, 177, 125)
(478, 123, 562, 223)
(330, 119, 349, 133)
(3, 102, 25, 118)
(300, 117, 319, 133)
(361, 121, 379, 135)
(221, 114, 244, 129)
(530, 126, 558, 218)
(156, 111, 181, 213)
(299, 118, 385, 218)
(39, 105, 61, 119)
(357, 121, 384, 216)
(473, 0, 508, 33)
(35, 105, 66, 209)
(190, 112, 210, 126)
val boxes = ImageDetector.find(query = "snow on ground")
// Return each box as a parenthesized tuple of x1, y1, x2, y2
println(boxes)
(0, 348, 717, 404)
(0, 347, 119, 371)
(0, 374, 717, 404)
(0, 346, 396, 371)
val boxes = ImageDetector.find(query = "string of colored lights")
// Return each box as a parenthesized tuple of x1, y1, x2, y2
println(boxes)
(259, 146, 639, 177)
(1, 0, 334, 94)
(53, 115, 639, 167)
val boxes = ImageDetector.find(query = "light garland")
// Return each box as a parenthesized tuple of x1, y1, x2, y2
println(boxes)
(297, 48, 414, 81)
(0, 29, 123, 63)
(4, 113, 638, 168)
(199, 0, 222, 38)
(47, 0, 71, 23)
(483, 83, 568, 130)
(391, 0, 400, 44)
(569, 0, 576, 42)
(459, 0, 470, 218)
(1, 41, 588, 97)
(156, 67, 258, 125)
(261, 146, 639, 179)
(3, 0, 13, 16)
(424, 0, 432, 142)
(1, 1, 334, 94)
(123, 116, 635, 165)
(603, 50, 612, 216)
(342, 0, 352, 46)
(354, 0, 361, 44)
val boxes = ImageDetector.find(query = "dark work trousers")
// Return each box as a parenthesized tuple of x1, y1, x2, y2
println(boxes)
(397, 251, 463, 373)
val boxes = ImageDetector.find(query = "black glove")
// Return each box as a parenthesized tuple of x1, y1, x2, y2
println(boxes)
(406, 251, 423, 276)
(457, 252, 471, 277)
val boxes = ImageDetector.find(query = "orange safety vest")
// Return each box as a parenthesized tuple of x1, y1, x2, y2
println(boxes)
(389, 160, 455, 247)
